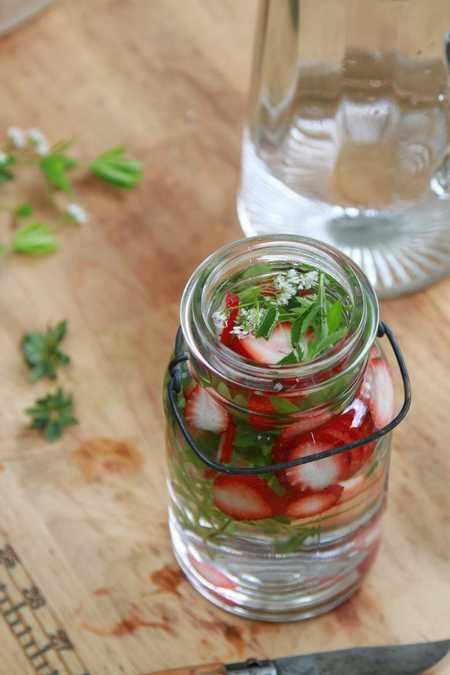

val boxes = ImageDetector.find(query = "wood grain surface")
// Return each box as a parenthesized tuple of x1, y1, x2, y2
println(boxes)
(0, 1, 449, 674)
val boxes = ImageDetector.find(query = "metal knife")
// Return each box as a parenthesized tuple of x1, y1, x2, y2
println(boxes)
(150, 640, 450, 675)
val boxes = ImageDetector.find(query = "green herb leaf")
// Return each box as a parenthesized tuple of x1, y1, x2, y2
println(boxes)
(278, 350, 299, 365)
(21, 320, 70, 381)
(25, 388, 78, 442)
(90, 146, 142, 189)
(327, 300, 343, 333)
(291, 314, 303, 348)
(0, 153, 16, 183)
(15, 202, 33, 219)
(318, 272, 328, 338)
(241, 263, 272, 279)
(255, 304, 278, 339)
(239, 286, 262, 305)
(12, 222, 58, 256)
(40, 151, 77, 192)
(269, 397, 299, 414)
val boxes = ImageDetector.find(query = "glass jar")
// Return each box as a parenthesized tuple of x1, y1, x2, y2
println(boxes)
(238, 0, 450, 299)
(164, 235, 409, 621)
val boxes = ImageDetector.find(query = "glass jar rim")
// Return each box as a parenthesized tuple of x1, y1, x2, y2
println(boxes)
(180, 235, 379, 392)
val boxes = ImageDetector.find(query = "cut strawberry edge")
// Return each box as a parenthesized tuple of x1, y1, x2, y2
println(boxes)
(282, 434, 351, 491)
(248, 393, 276, 430)
(283, 485, 343, 518)
(217, 419, 236, 463)
(239, 322, 292, 365)
(184, 386, 228, 434)
(272, 411, 335, 461)
(368, 358, 395, 430)
(338, 474, 368, 503)
(188, 553, 236, 590)
(213, 474, 278, 521)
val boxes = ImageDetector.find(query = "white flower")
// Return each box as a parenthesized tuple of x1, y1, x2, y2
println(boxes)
(212, 311, 226, 332)
(230, 325, 249, 339)
(0, 151, 8, 165)
(66, 202, 89, 224)
(274, 271, 298, 305)
(7, 126, 26, 148)
(27, 128, 50, 155)
(236, 307, 260, 333)
(298, 270, 319, 290)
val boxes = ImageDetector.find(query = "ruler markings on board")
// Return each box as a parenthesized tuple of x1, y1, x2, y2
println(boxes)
(0, 537, 91, 675)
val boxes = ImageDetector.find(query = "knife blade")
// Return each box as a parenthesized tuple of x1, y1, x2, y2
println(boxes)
(149, 639, 450, 675)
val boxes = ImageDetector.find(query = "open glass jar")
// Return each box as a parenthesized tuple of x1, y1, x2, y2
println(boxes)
(164, 236, 410, 621)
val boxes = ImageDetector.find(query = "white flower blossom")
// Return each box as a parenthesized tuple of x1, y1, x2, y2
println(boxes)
(0, 151, 8, 165)
(230, 325, 249, 339)
(27, 128, 50, 155)
(212, 310, 226, 332)
(66, 202, 89, 224)
(7, 126, 26, 148)
(298, 270, 319, 290)
(274, 271, 298, 305)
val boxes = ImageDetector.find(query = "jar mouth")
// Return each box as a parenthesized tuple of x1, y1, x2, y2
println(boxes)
(181, 235, 379, 392)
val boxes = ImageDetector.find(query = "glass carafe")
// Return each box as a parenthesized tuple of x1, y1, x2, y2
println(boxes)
(238, 0, 450, 298)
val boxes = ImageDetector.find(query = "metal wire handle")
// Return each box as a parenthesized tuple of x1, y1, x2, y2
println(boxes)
(167, 321, 411, 475)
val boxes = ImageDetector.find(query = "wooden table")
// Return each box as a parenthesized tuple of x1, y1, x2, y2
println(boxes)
(0, 1, 449, 673)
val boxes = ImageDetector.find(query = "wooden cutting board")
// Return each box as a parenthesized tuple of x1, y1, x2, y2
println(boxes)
(0, 1, 449, 674)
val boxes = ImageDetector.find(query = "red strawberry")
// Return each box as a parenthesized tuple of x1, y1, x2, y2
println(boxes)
(220, 292, 249, 358)
(282, 432, 351, 491)
(239, 322, 292, 365)
(213, 475, 278, 520)
(284, 485, 343, 518)
(368, 358, 394, 430)
(217, 419, 236, 463)
(331, 399, 376, 476)
(188, 553, 236, 590)
(272, 411, 335, 461)
(248, 394, 276, 430)
(185, 386, 228, 433)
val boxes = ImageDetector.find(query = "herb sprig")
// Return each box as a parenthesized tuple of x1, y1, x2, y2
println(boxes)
(0, 126, 143, 257)
(218, 266, 350, 364)
(21, 320, 70, 381)
(25, 388, 77, 442)
(21, 319, 77, 442)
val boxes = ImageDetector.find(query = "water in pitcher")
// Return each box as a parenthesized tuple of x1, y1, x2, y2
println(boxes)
(239, 48, 450, 297)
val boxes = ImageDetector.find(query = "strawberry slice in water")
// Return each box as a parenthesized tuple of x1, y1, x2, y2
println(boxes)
(188, 553, 236, 590)
(248, 394, 276, 430)
(284, 485, 343, 518)
(367, 357, 394, 430)
(185, 386, 228, 434)
(239, 322, 292, 365)
(217, 419, 236, 463)
(213, 475, 277, 520)
(283, 434, 351, 491)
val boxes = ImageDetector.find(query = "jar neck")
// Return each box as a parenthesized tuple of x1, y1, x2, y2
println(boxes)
(180, 236, 378, 403)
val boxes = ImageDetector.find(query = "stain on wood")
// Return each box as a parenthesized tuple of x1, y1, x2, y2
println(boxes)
(150, 565, 185, 597)
(71, 438, 144, 483)
(82, 604, 174, 638)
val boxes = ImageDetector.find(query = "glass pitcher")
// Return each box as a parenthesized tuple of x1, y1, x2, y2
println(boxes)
(238, 0, 450, 298)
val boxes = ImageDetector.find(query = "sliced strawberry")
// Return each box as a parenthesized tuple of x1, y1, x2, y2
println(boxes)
(282, 432, 351, 491)
(272, 411, 335, 461)
(239, 322, 292, 365)
(188, 553, 236, 590)
(338, 474, 367, 503)
(248, 394, 276, 430)
(213, 475, 277, 520)
(284, 485, 343, 518)
(220, 292, 240, 348)
(368, 358, 394, 430)
(217, 419, 236, 463)
(185, 386, 228, 434)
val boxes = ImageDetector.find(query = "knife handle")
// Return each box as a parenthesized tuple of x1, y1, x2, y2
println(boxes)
(149, 665, 225, 675)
